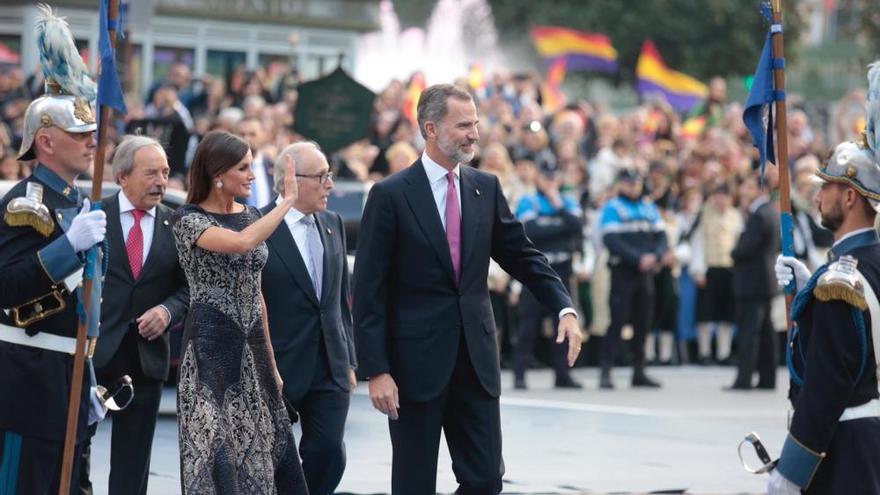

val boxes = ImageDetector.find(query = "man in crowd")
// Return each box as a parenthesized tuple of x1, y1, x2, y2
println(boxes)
(80, 136, 189, 495)
(261, 142, 356, 495)
(728, 171, 778, 390)
(236, 117, 274, 208)
(513, 161, 584, 389)
(353, 83, 582, 494)
(598, 168, 667, 389)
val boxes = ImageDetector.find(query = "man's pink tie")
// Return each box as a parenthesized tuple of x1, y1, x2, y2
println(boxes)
(445, 171, 461, 283)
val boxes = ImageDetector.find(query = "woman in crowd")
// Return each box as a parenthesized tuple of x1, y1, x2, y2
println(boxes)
(172, 130, 308, 494)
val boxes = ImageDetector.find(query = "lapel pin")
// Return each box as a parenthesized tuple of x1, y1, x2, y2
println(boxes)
(327, 227, 332, 235)
(163, 219, 169, 226)
(475, 188, 481, 196)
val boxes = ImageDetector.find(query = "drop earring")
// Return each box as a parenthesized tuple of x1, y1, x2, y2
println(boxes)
(215, 179, 223, 189)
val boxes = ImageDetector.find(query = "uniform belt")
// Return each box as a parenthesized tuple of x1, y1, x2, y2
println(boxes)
(839, 399, 880, 422)
(0, 321, 76, 354)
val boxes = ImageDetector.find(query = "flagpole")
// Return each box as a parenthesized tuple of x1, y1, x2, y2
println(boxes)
(57, 1, 119, 492)
(770, 0, 794, 335)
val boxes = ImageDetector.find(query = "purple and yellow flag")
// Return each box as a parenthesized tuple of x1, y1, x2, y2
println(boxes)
(636, 40, 707, 112)
(530, 26, 617, 73)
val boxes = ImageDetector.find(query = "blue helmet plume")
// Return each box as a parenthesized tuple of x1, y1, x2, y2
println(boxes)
(35, 3, 96, 101)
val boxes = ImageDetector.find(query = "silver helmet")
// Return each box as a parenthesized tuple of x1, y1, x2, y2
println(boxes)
(815, 137, 880, 209)
(18, 91, 97, 160)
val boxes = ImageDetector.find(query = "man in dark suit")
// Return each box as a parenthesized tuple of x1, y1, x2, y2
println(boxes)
(82, 135, 189, 495)
(261, 142, 357, 495)
(729, 171, 779, 390)
(353, 84, 583, 494)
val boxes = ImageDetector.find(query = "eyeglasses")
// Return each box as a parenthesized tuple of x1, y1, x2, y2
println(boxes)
(296, 171, 334, 185)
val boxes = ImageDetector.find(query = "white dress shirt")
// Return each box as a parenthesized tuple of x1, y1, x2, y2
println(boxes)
(421, 152, 461, 231)
(421, 153, 577, 321)
(277, 196, 320, 278)
(119, 191, 156, 267)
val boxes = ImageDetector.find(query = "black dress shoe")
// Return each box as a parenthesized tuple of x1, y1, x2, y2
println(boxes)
(755, 383, 776, 390)
(555, 377, 583, 389)
(697, 356, 714, 366)
(599, 372, 614, 390)
(514, 378, 527, 390)
(631, 372, 661, 388)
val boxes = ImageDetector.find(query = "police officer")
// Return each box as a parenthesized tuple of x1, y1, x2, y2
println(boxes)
(598, 168, 668, 389)
(0, 11, 108, 492)
(512, 160, 583, 389)
(770, 135, 880, 494)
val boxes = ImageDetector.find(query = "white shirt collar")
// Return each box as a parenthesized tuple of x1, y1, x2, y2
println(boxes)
(422, 151, 460, 184)
(276, 195, 307, 224)
(119, 190, 157, 217)
(832, 227, 876, 249)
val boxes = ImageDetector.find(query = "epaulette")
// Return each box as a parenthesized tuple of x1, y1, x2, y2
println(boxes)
(4, 182, 54, 237)
(814, 255, 868, 310)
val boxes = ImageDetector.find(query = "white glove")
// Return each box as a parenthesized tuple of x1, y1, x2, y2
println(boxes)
(775, 254, 811, 291)
(65, 198, 107, 253)
(768, 469, 801, 495)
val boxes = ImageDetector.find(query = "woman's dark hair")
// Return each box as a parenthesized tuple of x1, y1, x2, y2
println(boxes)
(186, 130, 250, 204)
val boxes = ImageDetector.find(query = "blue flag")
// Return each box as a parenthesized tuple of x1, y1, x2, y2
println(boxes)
(742, 31, 776, 175)
(98, 0, 126, 114)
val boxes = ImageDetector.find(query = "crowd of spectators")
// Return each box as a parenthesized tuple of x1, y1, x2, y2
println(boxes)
(0, 60, 869, 373)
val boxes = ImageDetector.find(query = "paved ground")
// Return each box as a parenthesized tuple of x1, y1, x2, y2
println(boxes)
(89, 366, 789, 494)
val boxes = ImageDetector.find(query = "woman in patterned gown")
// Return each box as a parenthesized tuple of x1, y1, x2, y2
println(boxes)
(171, 130, 308, 494)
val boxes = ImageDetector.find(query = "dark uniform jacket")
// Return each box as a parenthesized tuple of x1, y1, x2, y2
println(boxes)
(778, 229, 880, 493)
(0, 165, 90, 442)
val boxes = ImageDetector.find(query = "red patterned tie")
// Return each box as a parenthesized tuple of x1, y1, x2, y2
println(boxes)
(127, 209, 146, 280)
(445, 171, 461, 283)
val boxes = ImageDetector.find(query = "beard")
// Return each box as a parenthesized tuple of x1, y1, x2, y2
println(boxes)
(437, 131, 475, 164)
(819, 200, 843, 232)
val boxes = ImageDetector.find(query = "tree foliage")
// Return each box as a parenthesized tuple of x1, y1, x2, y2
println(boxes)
(487, 0, 804, 82)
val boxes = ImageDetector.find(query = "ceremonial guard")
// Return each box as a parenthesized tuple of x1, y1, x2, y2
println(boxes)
(597, 168, 668, 389)
(770, 63, 880, 494)
(0, 7, 108, 493)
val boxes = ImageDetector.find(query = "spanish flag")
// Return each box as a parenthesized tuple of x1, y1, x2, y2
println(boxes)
(530, 26, 617, 73)
(403, 71, 426, 124)
(542, 58, 567, 112)
(636, 40, 707, 112)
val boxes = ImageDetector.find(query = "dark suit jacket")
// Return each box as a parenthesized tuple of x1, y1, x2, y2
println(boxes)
(260, 205, 357, 401)
(732, 199, 780, 299)
(353, 160, 573, 402)
(93, 193, 189, 381)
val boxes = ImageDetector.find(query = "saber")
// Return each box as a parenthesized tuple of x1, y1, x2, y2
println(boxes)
(738, 431, 778, 474)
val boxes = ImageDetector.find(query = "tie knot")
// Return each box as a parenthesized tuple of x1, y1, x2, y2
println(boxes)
(446, 171, 456, 184)
(132, 209, 146, 222)
(301, 215, 315, 226)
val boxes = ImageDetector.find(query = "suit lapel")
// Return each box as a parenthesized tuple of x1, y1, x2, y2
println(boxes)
(402, 161, 456, 285)
(266, 221, 320, 307)
(314, 212, 336, 304)
(105, 194, 134, 283)
(458, 167, 480, 281)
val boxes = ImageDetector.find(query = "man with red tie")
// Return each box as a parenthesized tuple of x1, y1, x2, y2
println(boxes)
(353, 84, 583, 494)
(80, 135, 189, 495)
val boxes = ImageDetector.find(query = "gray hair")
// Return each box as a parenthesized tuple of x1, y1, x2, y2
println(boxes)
(273, 141, 322, 195)
(112, 135, 166, 181)
(416, 83, 473, 139)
